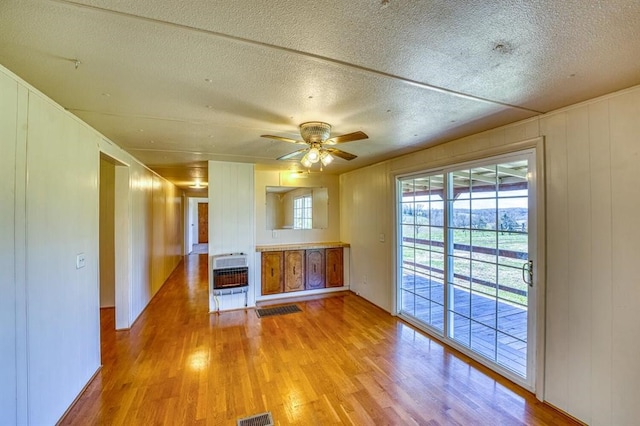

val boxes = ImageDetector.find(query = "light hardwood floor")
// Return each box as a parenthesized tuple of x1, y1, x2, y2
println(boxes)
(60, 254, 580, 425)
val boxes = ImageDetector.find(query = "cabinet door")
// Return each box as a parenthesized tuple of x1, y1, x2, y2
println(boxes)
(284, 250, 305, 292)
(305, 249, 325, 290)
(326, 247, 344, 287)
(261, 251, 283, 295)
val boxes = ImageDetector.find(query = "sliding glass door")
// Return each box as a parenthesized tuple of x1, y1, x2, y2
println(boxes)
(397, 150, 536, 388)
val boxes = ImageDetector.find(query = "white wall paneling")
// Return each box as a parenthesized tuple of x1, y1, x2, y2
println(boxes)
(209, 161, 255, 311)
(0, 64, 184, 423)
(539, 112, 570, 410)
(25, 91, 101, 425)
(539, 91, 640, 425)
(340, 86, 640, 424)
(209, 161, 255, 256)
(587, 99, 613, 426)
(14, 82, 29, 426)
(608, 90, 640, 426)
(129, 164, 153, 319)
(565, 106, 592, 421)
(0, 67, 18, 426)
(114, 164, 131, 330)
(340, 163, 393, 312)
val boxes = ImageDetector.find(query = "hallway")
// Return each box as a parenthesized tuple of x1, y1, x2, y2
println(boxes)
(60, 254, 578, 425)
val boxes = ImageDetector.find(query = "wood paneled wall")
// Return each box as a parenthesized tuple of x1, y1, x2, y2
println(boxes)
(340, 87, 640, 425)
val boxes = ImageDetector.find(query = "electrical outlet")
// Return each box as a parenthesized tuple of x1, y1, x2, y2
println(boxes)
(363, 275, 368, 285)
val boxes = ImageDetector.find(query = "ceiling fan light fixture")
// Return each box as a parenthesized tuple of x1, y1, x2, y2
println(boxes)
(320, 151, 333, 166)
(299, 122, 331, 143)
(301, 155, 313, 168)
(263, 121, 366, 170)
(307, 146, 320, 163)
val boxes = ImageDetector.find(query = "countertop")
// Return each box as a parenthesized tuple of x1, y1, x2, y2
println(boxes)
(255, 242, 350, 252)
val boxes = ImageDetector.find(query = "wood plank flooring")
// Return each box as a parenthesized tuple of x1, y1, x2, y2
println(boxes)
(59, 254, 580, 425)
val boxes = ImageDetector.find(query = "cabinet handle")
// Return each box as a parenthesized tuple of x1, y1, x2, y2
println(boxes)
(293, 266, 296, 275)
(333, 264, 336, 272)
(271, 268, 274, 277)
(313, 265, 316, 273)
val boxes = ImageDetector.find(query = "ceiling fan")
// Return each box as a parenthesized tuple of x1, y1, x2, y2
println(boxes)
(261, 122, 368, 168)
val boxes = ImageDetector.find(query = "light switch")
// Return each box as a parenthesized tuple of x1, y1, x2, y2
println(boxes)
(379, 233, 385, 242)
(76, 253, 86, 269)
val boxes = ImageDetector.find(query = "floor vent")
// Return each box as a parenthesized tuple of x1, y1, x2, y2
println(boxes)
(237, 412, 274, 426)
(256, 304, 301, 318)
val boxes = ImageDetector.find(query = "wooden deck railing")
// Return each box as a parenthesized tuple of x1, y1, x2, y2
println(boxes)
(402, 237, 528, 298)
(403, 237, 528, 260)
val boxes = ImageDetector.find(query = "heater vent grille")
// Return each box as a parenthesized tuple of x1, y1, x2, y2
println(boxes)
(237, 412, 274, 426)
(213, 254, 247, 269)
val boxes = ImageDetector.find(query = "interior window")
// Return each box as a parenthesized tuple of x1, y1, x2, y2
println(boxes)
(293, 195, 312, 229)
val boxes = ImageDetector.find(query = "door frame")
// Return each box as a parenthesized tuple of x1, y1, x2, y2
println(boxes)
(185, 197, 208, 253)
(392, 137, 546, 399)
(99, 153, 131, 330)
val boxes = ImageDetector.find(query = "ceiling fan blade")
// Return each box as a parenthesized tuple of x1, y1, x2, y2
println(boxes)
(261, 135, 307, 145)
(277, 148, 308, 161)
(326, 148, 357, 161)
(324, 131, 368, 145)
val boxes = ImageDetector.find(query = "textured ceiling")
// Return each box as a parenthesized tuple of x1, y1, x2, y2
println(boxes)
(1, 0, 640, 190)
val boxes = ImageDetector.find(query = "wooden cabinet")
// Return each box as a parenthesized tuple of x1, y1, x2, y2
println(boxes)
(284, 250, 305, 292)
(325, 247, 344, 287)
(261, 251, 283, 295)
(305, 249, 325, 290)
(260, 246, 345, 295)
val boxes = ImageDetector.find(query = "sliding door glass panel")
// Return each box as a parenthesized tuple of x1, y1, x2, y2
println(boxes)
(400, 180, 416, 316)
(446, 158, 530, 378)
(399, 175, 445, 332)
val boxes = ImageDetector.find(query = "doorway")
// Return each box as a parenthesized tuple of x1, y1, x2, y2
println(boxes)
(99, 153, 130, 331)
(187, 197, 208, 254)
(397, 149, 538, 390)
(99, 157, 116, 313)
